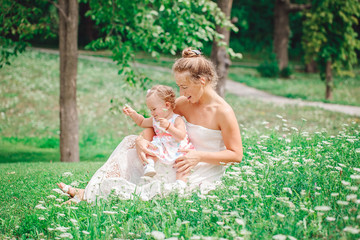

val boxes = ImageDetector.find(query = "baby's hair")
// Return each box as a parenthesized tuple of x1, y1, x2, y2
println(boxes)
(146, 85, 176, 109)
(172, 47, 218, 87)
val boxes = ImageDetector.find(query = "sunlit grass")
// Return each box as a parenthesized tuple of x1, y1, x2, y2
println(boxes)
(1, 122, 359, 239)
(0, 50, 359, 239)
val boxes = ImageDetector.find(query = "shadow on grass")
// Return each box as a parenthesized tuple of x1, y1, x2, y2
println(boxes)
(0, 142, 109, 163)
(0, 143, 59, 163)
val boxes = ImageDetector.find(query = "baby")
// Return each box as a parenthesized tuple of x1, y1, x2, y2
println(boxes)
(122, 85, 194, 183)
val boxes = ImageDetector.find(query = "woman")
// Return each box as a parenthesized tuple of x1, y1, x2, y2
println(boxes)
(57, 48, 243, 203)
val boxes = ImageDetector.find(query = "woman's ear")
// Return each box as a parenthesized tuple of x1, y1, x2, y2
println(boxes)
(200, 77, 206, 85)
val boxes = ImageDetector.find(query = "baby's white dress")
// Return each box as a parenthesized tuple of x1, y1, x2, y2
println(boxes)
(83, 121, 226, 202)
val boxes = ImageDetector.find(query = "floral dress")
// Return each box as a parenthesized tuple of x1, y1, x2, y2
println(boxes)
(150, 113, 194, 165)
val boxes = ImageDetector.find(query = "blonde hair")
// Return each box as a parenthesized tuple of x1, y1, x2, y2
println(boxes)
(172, 47, 218, 87)
(146, 85, 176, 109)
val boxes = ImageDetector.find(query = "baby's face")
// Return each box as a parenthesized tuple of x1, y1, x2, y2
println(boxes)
(146, 94, 170, 120)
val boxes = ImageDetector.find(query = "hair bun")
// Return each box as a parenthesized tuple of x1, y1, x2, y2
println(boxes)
(182, 47, 201, 58)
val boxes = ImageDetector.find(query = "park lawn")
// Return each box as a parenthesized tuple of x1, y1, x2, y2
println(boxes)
(0, 50, 360, 239)
(229, 66, 360, 107)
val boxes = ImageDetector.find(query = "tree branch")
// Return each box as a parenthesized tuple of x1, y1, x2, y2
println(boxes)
(47, 0, 70, 22)
(288, 3, 311, 13)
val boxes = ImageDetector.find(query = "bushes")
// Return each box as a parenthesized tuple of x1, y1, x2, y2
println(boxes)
(256, 59, 280, 78)
(256, 56, 293, 78)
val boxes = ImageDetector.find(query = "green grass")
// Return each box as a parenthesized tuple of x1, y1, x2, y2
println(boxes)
(229, 67, 360, 107)
(0, 50, 360, 239)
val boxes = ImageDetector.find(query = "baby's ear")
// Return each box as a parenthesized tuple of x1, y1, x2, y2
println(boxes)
(165, 102, 172, 109)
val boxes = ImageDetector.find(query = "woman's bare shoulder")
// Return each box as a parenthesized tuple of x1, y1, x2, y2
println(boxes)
(216, 98, 237, 123)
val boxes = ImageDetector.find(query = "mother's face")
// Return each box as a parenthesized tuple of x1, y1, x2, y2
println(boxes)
(175, 72, 204, 104)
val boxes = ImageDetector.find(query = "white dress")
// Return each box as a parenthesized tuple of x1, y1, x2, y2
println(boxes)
(83, 121, 226, 202)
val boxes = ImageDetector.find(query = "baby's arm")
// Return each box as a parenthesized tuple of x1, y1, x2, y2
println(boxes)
(159, 117, 186, 142)
(123, 105, 153, 128)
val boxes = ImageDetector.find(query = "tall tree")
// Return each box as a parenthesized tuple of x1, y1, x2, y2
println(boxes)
(1, 0, 235, 162)
(211, 0, 234, 97)
(302, 0, 360, 100)
(273, 0, 310, 70)
(58, 0, 79, 162)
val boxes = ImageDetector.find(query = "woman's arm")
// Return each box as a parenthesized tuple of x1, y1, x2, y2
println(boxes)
(135, 128, 157, 163)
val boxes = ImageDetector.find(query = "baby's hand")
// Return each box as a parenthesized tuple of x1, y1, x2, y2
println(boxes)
(158, 118, 170, 129)
(122, 104, 136, 116)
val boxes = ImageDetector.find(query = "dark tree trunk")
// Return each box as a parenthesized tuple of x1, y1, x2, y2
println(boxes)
(211, 0, 233, 98)
(59, 0, 79, 162)
(274, 0, 290, 71)
(274, 0, 311, 71)
(305, 60, 317, 73)
(325, 60, 333, 100)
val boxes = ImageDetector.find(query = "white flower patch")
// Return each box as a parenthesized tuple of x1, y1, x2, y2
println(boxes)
(62, 172, 73, 177)
(103, 211, 117, 215)
(346, 194, 357, 201)
(325, 217, 336, 222)
(235, 218, 245, 225)
(337, 200, 349, 206)
(350, 174, 360, 180)
(335, 167, 342, 171)
(35, 204, 46, 210)
(341, 180, 350, 186)
(343, 226, 360, 234)
(55, 226, 71, 232)
(82, 231, 90, 235)
(70, 219, 78, 224)
(331, 193, 339, 197)
(52, 189, 64, 194)
(347, 186, 359, 191)
(314, 206, 331, 211)
(276, 213, 285, 218)
(59, 233, 73, 239)
(272, 234, 287, 240)
(70, 181, 79, 187)
(283, 188, 293, 195)
(353, 167, 360, 172)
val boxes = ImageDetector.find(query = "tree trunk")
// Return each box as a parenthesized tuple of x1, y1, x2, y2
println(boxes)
(274, 0, 311, 71)
(274, 0, 290, 71)
(59, 0, 79, 162)
(305, 60, 317, 73)
(325, 60, 333, 100)
(211, 0, 233, 98)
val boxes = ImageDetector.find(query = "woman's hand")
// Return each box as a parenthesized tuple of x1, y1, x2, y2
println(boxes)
(174, 149, 201, 175)
(135, 136, 158, 165)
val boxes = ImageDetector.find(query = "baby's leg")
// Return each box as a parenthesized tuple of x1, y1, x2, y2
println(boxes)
(144, 155, 157, 177)
(146, 155, 158, 163)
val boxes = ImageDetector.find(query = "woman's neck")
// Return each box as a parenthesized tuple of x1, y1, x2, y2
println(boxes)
(196, 87, 217, 106)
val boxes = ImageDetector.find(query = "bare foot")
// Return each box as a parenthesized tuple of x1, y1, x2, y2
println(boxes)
(57, 182, 85, 201)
